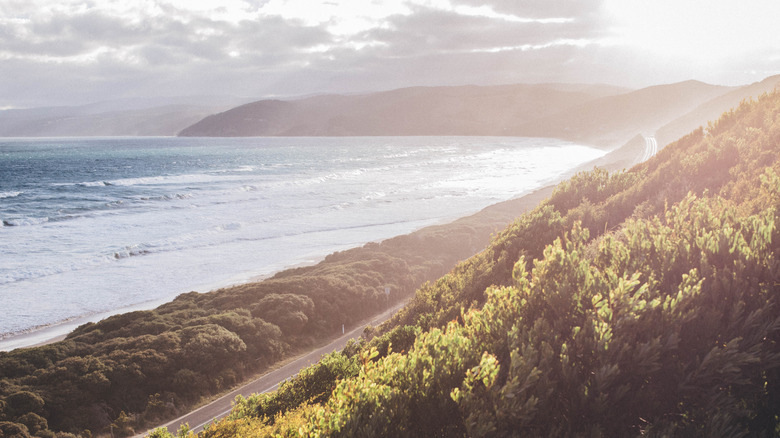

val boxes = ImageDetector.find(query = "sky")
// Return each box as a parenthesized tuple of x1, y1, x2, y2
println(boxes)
(1, 0, 779, 109)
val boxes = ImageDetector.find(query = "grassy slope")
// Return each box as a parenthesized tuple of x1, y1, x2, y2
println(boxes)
(198, 92, 780, 437)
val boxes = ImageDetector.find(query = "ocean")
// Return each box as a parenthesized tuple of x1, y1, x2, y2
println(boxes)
(0, 136, 604, 350)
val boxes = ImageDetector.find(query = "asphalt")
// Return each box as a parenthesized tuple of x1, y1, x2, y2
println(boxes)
(135, 300, 408, 436)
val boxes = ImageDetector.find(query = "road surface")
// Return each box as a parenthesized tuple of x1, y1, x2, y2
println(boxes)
(136, 300, 408, 436)
(641, 135, 658, 162)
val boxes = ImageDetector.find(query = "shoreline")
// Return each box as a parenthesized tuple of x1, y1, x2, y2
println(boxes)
(0, 194, 529, 352)
(0, 266, 297, 352)
(0, 184, 561, 352)
(0, 297, 180, 351)
(0, 212, 477, 351)
(1, 138, 641, 353)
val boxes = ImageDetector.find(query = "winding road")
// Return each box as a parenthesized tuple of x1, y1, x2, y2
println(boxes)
(135, 300, 408, 436)
(641, 135, 658, 162)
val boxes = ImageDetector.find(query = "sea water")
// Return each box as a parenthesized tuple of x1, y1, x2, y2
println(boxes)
(0, 136, 604, 350)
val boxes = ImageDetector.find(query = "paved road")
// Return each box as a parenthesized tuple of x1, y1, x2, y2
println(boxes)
(641, 135, 658, 162)
(136, 300, 408, 436)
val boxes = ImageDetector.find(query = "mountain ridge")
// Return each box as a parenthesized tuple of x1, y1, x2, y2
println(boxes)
(176, 76, 780, 154)
(177, 82, 630, 143)
(514, 80, 735, 145)
(177, 79, 761, 150)
(656, 74, 780, 146)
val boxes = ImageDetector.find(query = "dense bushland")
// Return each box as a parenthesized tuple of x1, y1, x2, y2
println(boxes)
(4, 90, 780, 437)
(183, 92, 780, 436)
(0, 192, 509, 436)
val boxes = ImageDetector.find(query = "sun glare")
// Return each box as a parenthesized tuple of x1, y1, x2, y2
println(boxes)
(603, 0, 780, 61)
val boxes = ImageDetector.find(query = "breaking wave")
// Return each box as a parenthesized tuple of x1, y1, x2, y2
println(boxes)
(0, 191, 22, 199)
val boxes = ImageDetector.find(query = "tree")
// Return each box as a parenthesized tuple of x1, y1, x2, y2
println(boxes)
(0, 421, 31, 438)
(180, 325, 246, 375)
(4, 391, 45, 418)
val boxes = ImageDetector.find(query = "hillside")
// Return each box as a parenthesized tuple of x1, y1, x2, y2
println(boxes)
(184, 91, 780, 436)
(2, 90, 780, 437)
(656, 74, 780, 146)
(178, 80, 743, 149)
(0, 164, 568, 436)
(177, 83, 628, 141)
(516, 80, 733, 145)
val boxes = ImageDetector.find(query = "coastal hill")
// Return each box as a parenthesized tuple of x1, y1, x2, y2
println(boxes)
(5, 77, 777, 142)
(656, 74, 780, 146)
(194, 90, 780, 436)
(179, 80, 744, 148)
(179, 77, 780, 153)
(514, 80, 733, 145)
(1, 83, 780, 437)
(178, 83, 628, 140)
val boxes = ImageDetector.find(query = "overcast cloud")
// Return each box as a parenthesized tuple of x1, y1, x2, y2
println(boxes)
(0, 0, 778, 108)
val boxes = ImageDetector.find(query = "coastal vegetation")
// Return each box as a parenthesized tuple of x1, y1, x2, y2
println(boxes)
(2, 89, 780, 437)
(0, 174, 518, 436)
(180, 91, 780, 436)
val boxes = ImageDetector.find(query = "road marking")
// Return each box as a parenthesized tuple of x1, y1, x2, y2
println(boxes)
(642, 135, 658, 162)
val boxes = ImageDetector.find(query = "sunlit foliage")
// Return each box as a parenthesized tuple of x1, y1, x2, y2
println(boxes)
(0, 167, 503, 436)
(195, 91, 780, 436)
(4, 91, 780, 437)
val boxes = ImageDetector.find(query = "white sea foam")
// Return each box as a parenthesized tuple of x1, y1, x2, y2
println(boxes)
(0, 191, 22, 199)
(0, 251, 114, 285)
(137, 193, 194, 202)
(1, 220, 252, 285)
(77, 181, 112, 187)
(0, 136, 605, 348)
(216, 222, 242, 232)
(71, 172, 248, 188)
(362, 191, 387, 201)
(2, 216, 50, 227)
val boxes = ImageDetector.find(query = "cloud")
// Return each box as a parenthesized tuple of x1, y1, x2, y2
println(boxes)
(450, 0, 605, 19)
(1, 2, 332, 65)
(278, 1, 616, 95)
(0, 0, 777, 108)
(361, 4, 606, 56)
(0, 0, 343, 105)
